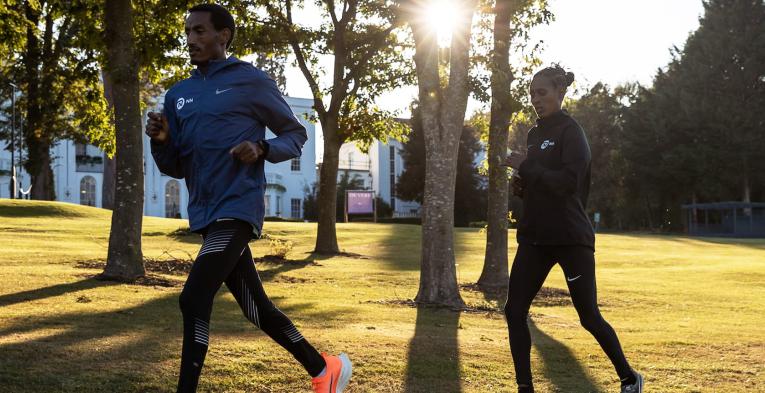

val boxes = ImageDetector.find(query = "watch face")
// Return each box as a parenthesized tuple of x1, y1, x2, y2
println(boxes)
(257, 140, 268, 153)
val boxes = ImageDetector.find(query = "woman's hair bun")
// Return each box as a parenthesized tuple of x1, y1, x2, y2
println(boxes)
(533, 63, 575, 89)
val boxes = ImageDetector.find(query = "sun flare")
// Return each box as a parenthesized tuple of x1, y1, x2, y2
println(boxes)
(425, 0, 461, 47)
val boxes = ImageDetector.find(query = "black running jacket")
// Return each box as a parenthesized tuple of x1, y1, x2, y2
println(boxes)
(516, 110, 595, 250)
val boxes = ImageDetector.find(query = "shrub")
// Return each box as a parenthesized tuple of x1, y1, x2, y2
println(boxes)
(268, 238, 294, 259)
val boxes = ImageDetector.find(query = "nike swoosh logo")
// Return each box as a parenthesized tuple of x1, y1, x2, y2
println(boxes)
(567, 275, 582, 282)
(216, 88, 232, 95)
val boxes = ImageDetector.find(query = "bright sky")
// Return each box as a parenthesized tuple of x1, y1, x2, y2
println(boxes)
(529, 0, 704, 89)
(280, 0, 705, 117)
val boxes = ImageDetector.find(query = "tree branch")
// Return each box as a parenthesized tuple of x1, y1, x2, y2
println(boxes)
(326, 0, 339, 25)
(327, 1, 350, 116)
(341, 0, 353, 23)
(51, 17, 74, 63)
(42, 12, 54, 60)
(280, 0, 326, 120)
(342, 23, 398, 88)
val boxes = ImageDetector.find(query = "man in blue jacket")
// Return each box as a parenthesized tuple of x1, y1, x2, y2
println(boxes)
(145, 4, 351, 392)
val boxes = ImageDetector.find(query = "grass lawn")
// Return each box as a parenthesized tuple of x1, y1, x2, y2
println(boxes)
(0, 200, 762, 392)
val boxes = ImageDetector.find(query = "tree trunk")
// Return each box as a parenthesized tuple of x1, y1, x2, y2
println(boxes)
(314, 116, 342, 254)
(418, 150, 464, 307)
(407, 0, 476, 308)
(102, 156, 116, 209)
(478, 0, 514, 290)
(101, 69, 116, 210)
(22, 2, 54, 201)
(27, 139, 54, 200)
(101, 0, 145, 280)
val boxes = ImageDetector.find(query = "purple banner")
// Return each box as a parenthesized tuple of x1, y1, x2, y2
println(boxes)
(347, 191, 374, 214)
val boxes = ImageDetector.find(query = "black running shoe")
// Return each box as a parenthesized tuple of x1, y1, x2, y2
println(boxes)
(620, 370, 644, 393)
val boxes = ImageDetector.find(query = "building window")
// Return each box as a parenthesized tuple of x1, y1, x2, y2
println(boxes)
(389, 146, 396, 211)
(264, 194, 271, 216)
(75, 142, 104, 173)
(75, 143, 87, 156)
(276, 195, 282, 217)
(79, 176, 97, 207)
(291, 157, 301, 171)
(291, 198, 301, 219)
(165, 180, 181, 218)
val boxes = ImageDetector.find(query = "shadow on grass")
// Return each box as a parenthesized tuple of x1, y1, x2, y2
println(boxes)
(0, 202, 88, 218)
(471, 281, 508, 307)
(0, 292, 181, 393)
(466, 282, 573, 311)
(529, 318, 603, 393)
(75, 249, 321, 282)
(597, 231, 765, 252)
(669, 235, 765, 251)
(294, 251, 347, 263)
(466, 284, 597, 392)
(164, 227, 201, 245)
(368, 223, 423, 272)
(255, 255, 322, 282)
(0, 278, 119, 308)
(0, 260, 333, 393)
(404, 306, 462, 393)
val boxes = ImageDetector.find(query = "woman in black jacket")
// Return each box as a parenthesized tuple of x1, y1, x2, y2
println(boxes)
(504, 65, 643, 393)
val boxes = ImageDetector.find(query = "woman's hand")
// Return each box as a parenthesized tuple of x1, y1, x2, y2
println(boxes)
(511, 175, 525, 198)
(505, 151, 527, 169)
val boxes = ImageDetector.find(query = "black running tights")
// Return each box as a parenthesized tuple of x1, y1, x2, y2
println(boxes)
(177, 219, 325, 392)
(504, 244, 632, 388)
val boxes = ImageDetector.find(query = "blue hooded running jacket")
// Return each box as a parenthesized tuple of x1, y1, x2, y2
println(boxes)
(151, 56, 307, 235)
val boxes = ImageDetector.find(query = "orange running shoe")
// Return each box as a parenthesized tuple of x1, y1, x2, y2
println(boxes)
(311, 352, 352, 393)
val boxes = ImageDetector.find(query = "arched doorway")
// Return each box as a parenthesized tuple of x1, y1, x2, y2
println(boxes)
(79, 176, 97, 207)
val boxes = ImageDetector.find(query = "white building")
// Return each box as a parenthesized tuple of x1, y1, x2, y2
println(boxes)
(260, 97, 318, 219)
(336, 139, 420, 217)
(0, 96, 419, 219)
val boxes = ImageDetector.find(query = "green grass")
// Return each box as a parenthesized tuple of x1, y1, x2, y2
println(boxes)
(0, 200, 763, 392)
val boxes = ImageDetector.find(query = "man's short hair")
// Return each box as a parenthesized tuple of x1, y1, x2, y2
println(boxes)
(188, 3, 236, 50)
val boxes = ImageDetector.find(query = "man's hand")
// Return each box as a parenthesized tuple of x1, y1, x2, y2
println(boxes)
(511, 175, 525, 198)
(146, 112, 169, 144)
(505, 151, 527, 169)
(230, 141, 265, 164)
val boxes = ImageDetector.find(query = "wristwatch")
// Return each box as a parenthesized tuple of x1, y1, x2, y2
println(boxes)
(256, 139, 270, 157)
